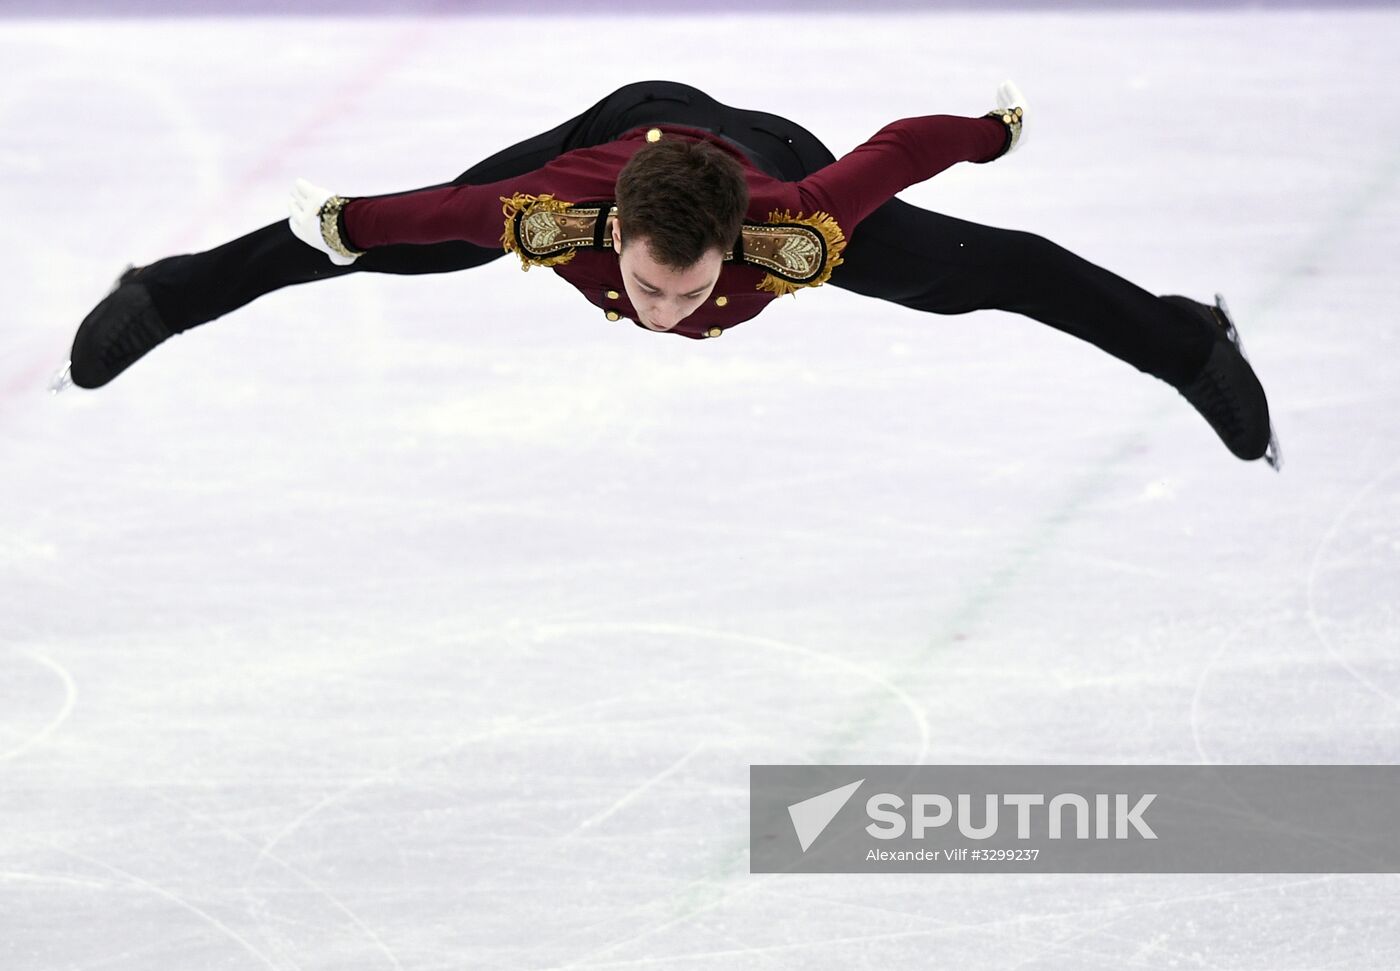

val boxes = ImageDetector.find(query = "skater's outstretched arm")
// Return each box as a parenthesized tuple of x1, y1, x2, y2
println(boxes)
(288, 174, 525, 255)
(795, 82, 1024, 234)
(287, 153, 586, 260)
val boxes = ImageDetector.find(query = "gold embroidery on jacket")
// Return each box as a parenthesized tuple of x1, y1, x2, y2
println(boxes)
(500, 193, 579, 270)
(749, 211, 846, 297)
(497, 197, 847, 295)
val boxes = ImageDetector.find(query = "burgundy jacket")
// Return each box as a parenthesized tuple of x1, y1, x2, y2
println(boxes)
(342, 116, 1006, 340)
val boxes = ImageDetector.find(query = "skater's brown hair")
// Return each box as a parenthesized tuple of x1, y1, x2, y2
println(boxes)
(614, 139, 748, 269)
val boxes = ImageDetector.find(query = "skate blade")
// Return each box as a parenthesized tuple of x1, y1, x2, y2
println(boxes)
(1213, 293, 1239, 344)
(1216, 293, 1283, 473)
(48, 362, 73, 395)
(1264, 428, 1283, 472)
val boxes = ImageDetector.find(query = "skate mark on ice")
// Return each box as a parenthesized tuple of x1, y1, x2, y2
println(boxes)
(0, 648, 77, 763)
(563, 869, 1343, 971)
(561, 739, 708, 842)
(49, 843, 284, 971)
(544, 870, 1339, 971)
(146, 789, 405, 971)
(744, 884, 1209, 971)
(1305, 455, 1400, 708)
(531, 620, 932, 765)
(994, 875, 1346, 971)
(246, 693, 631, 889)
(0, 869, 111, 891)
(1189, 605, 1288, 765)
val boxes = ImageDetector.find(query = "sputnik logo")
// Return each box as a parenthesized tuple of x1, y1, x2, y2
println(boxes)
(787, 779, 864, 852)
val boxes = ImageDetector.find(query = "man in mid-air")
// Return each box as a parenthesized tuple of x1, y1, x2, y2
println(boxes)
(56, 79, 1279, 469)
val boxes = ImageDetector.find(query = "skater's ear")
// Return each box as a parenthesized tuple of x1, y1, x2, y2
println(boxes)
(610, 216, 624, 253)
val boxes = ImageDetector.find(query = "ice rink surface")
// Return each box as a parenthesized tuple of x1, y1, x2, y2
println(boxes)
(2, 5, 1399, 968)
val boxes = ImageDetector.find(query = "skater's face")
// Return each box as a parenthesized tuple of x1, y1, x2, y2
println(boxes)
(612, 221, 722, 332)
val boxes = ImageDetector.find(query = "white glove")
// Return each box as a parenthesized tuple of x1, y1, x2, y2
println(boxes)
(994, 80, 1027, 154)
(288, 177, 360, 266)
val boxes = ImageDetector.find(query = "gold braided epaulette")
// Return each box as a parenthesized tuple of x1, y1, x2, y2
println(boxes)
(500, 193, 582, 270)
(746, 210, 845, 298)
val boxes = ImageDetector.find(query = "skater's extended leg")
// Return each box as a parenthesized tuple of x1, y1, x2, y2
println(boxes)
(829, 200, 1275, 462)
(830, 200, 1215, 386)
(64, 219, 507, 388)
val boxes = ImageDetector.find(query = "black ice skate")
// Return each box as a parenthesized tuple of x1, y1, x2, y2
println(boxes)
(1165, 294, 1281, 471)
(54, 266, 175, 391)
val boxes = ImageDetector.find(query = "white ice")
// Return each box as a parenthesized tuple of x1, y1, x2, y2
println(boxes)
(3, 7, 1399, 969)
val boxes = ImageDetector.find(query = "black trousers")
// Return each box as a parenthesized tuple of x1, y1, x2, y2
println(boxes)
(138, 80, 1213, 386)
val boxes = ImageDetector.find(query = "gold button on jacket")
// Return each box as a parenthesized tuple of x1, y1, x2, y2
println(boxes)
(605, 310, 621, 321)
(606, 289, 620, 300)
(706, 327, 723, 338)
(714, 295, 729, 307)
(645, 128, 663, 143)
